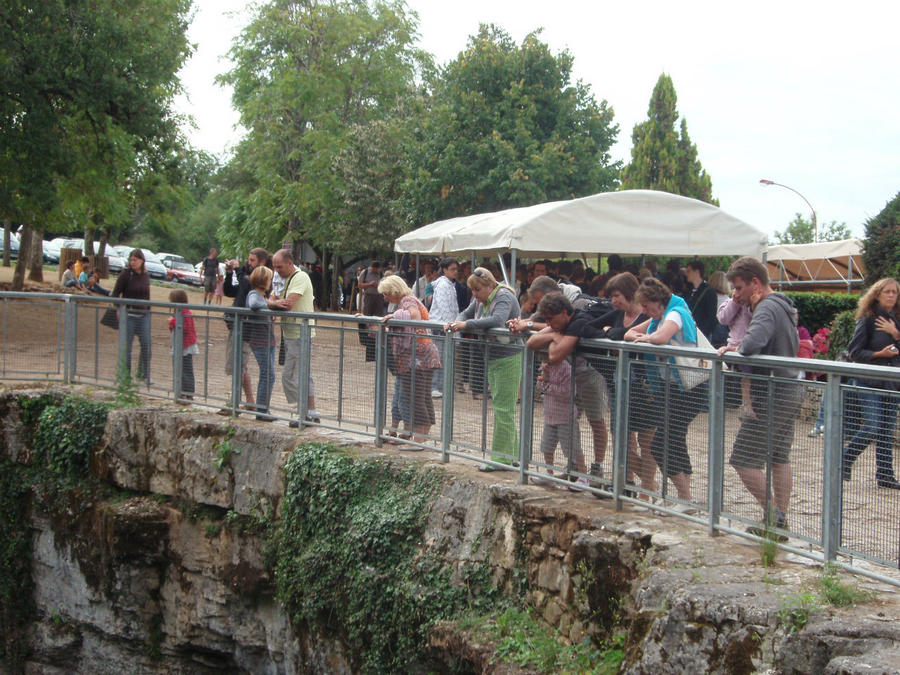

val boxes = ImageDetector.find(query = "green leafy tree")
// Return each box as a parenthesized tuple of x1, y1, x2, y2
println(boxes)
(411, 25, 619, 224)
(862, 191, 900, 283)
(773, 213, 852, 245)
(0, 0, 192, 287)
(621, 73, 717, 204)
(218, 0, 425, 258)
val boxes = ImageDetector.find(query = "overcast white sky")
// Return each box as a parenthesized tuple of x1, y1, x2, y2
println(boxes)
(174, 0, 900, 241)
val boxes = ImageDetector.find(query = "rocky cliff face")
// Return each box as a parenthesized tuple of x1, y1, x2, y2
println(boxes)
(2, 386, 900, 674)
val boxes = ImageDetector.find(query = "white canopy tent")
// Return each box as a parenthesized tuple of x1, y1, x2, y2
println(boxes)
(395, 190, 768, 261)
(765, 238, 865, 292)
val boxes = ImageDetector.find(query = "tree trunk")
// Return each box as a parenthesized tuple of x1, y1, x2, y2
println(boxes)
(28, 227, 43, 282)
(320, 249, 330, 310)
(97, 227, 108, 259)
(331, 253, 342, 310)
(2, 219, 10, 267)
(11, 224, 32, 291)
(84, 219, 95, 257)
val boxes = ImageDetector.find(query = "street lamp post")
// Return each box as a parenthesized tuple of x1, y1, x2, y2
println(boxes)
(759, 179, 818, 243)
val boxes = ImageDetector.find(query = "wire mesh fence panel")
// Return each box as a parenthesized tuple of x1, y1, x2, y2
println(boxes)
(641, 360, 709, 510)
(73, 301, 123, 386)
(381, 326, 442, 446)
(316, 320, 378, 432)
(448, 335, 491, 459)
(447, 335, 522, 467)
(621, 357, 663, 501)
(839, 381, 900, 566)
(0, 297, 64, 380)
(565, 350, 615, 493)
(6, 290, 900, 580)
(527, 353, 589, 489)
(720, 371, 807, 541)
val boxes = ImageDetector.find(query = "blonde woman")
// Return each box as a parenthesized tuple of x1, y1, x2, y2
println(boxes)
(379, 274, 441, 443)
(445, 267, 521, 471)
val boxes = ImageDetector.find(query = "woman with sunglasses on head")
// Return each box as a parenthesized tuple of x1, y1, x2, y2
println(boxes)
(446, 267, 522, 471)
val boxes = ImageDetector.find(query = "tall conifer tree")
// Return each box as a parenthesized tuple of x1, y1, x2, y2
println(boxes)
(622, 73, 717, 205)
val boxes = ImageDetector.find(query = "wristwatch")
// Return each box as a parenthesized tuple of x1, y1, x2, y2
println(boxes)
(526, 321, 534, 329)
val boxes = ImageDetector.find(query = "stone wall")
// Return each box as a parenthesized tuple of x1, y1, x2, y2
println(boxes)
(2, 386, 900, 674)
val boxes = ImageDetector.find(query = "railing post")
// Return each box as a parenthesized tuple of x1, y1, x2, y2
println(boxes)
(611, 347, 629, 510)
(440, 331, 455, 463)
(230, 310, 242, 412)
(63, 297, 77, 383)
(298, 319, 311, 425)
(117, 300, 128, 377)
(518, 344, 535, 485)
(707, 359, 725, 535)
(373, 321, 386, 446)
(822, 373, 843, 561)
(172, 308, 183, 402)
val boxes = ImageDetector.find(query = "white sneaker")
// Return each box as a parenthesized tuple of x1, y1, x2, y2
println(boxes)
(431, 390, 442, 398)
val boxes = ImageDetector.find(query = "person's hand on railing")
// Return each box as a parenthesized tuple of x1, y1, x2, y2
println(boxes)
(718, 344, 737, 356)
(445, 320, 467, 333)
(506, 317, 536, 334)
(381, 313, 394, 324)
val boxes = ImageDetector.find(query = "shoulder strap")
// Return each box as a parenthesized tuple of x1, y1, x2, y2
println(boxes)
(281, 270, 300, 299)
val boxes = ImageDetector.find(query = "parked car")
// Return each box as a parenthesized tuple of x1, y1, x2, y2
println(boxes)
(166, 260, 202, 286)
(140, 249, 168, 280)
(158, 252, 186, 268)
(43, 239, 61, 264)
(111, 245, 167, 280)
(0, 232, 20, 260)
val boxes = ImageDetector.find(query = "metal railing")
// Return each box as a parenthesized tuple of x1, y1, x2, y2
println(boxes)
(2, 291, 899, 585)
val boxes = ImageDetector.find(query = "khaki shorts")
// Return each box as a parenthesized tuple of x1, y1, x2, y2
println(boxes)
(224, 330, 252, 376)
(204, 276, 217, 294)
(574, 366, 609, 421)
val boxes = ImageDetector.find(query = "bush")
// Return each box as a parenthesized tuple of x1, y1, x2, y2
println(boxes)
(827, 310, 857, 359)
(783, 292, 858, 334)
(862, 191, 900, 283)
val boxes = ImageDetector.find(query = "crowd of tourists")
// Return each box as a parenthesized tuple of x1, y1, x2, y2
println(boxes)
(96, 245, 900, 541)
(357, 253, 900, 541)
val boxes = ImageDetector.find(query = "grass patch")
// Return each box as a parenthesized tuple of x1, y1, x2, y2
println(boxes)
(818, 563, 875, 607)
(462, 608, 626, 674)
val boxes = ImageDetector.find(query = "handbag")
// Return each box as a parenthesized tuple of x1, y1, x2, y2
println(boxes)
(669, 329, 715, 390)
(100, 307, 119, 329)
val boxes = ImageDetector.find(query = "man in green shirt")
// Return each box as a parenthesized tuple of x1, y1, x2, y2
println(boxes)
(270, 249, 319, 425)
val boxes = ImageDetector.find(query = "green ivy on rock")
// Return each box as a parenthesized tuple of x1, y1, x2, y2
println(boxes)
(270, 442, 507, 673)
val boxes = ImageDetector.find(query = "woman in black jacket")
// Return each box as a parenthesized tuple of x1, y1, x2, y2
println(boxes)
(843, 277, 900, 489)
(111, 249, 151, 384)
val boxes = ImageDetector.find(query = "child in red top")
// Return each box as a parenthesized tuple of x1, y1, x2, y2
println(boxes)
(168, 289, 198, 399)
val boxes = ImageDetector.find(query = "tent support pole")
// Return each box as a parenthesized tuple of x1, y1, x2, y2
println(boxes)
(497, 252, 510, 286)
(510, 249, 517, 290)
(848, 256, 853, 294)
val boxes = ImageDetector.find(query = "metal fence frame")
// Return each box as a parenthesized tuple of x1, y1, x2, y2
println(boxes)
(2, 291, 899, 586)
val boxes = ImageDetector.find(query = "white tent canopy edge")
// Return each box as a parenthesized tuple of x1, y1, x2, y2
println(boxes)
(394, 189, 768, 259)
